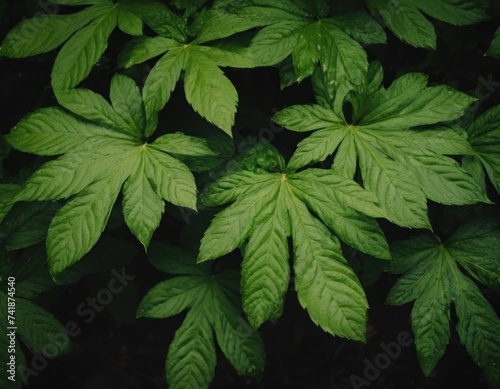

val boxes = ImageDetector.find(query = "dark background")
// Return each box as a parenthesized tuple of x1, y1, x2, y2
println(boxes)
(1, 1, 500, 388)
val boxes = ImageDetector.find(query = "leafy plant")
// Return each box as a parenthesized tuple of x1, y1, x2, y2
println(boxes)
(0, 0, 499, 388)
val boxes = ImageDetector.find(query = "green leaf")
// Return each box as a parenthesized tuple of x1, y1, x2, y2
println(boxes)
(273, 104, 344, 132)
(356, 142, 430, 229)
(446, 214, 500, 291)
(119, 0, 187, 42)
(277, 70, 482, 228)
(466, 105, 500, 193)
(198, 177, 281, 261)
(55, 88, 140, 138)
(486, 27, 500, 59)
(117, 9, 143, 36)
(0, 6, 102, 58)
(142, 48, 185, 135)
(122, 161, 164, 248)
(361, 75, 476, 130)
(51, 8, 118, 90)
(152, 133, 216, 157)
(46, 175, 125, 276)
(241, 186, 290, 327)
(453, 274, 500, 387)
(118, 36, 181, 68)
(367, 0, 487, 49)
(387, 216, 500, 383)
(286, 189, 367, 341)
(16, 298, 71, 355)
(248, 21, 304, 66)
(137, 277, 207, 318)
(166, 307, 216, 389)
(184, 50, 239, 137)
(6, 107, 132, 156)
(213, 291, 265, 376)
(110, 74, 146, 137)
(144, 148, 197, 210)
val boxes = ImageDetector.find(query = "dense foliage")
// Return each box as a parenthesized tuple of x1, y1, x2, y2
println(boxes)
(0, 0, 499, 388)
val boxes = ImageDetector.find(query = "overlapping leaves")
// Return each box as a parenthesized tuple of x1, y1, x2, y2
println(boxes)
(198, 142, 389, 338)
(118, 2, 257, 137)
(6, 74, 215, 276)
(0, 0, 177, 91)
(274, 62, 490, 229)
(366, 0, 488, 49)
(233, 0, 386, 88)
(386, 212, 500, 386)
(138, 242, 265, 389)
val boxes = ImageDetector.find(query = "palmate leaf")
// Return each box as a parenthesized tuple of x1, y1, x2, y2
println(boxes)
(366, 0, 488, 49)
(119, 8, 255, 137)
(6, 75, 214, 275)
(0, 0, 184, 91)
(241, 0, 385, 88)
(138, 243, 265, 389)
(386, 213, 500, 386)
(274, 65, 489, 229)
(199, 142, 389, 338)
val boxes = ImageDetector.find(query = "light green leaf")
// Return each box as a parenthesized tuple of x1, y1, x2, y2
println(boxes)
(143, 48, 185, 135)
(184, 50, 238, 136)
(166, 308, 216, 389)
(6, 107, 131, 156)
(122, 161, 164, 248)
(287, 190, 367, 341)
(361, 75, 475, 130)
(16, 298, 71, 355)
(241, 186, 290, 327)
(152, 133, 216, 157)
(15, 149, 129, 202)
(117, 9, 143, 36)
(118, 36, 181, 68)
(55, 89, 139, 138)
(0, 5, 104, 57)
(144, 148, 197, 210)
(200, 171, 279, 206)
(51, 8, 118, 90)
(356, 140, 430, 229)
(288, 127, 347, 170)
(110, 74, 146, 137)
(273, 104, 344, 132)
(137, 277, 207, 318)
(248, 21, 304, 66)
(46, 174, 125, 276)
(288, 177, 390, 260)
(198, 177, 280, 261)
